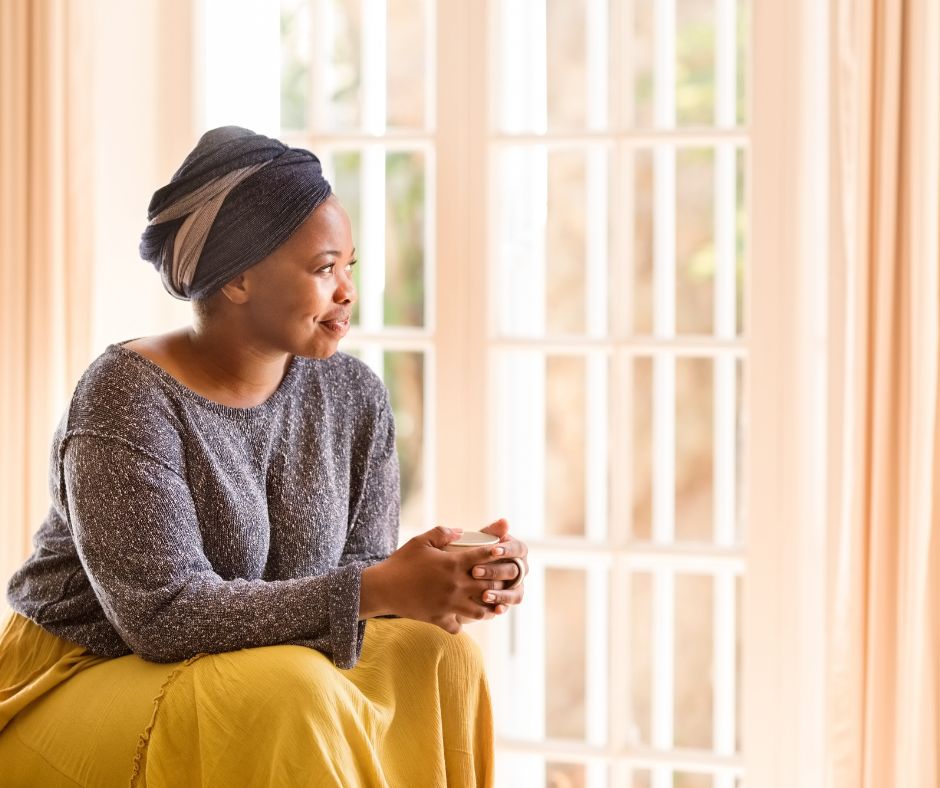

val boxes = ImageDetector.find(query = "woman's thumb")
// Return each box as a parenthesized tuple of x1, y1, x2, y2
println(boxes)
(424, 525, 463, 549)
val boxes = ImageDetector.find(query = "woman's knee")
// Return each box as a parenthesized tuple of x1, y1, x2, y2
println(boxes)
(395, 621, 486, 676)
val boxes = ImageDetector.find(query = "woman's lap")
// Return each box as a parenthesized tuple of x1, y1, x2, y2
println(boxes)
(0, 618, 492, 788)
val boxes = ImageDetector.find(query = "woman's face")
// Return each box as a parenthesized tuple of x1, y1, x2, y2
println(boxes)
(236, 195, 357, 359)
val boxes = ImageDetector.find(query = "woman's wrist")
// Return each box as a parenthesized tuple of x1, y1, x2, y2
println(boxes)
(359, 562, 394, 620)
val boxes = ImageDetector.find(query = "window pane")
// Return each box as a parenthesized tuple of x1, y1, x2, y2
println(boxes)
(674, 574, 714, 748)
(631, 357, 653, 540)
(494, 147, 547, 336)
(676, 774, 714, 788)
(676, 148, 715, 335)
(546, 151, 587, 334)
(676, 357, 713, 542)
(387, 0, 427, 128)
(546, 568, 587, 739)
(631, 0, 655, 128)
(546, 356, 586, 537)
(383, 351, 425, 529)
(736, 147, 746, 336)
(547, 761, 587, 788)
(327, 0, 363, 130)
(736, 0, 749, 125)
(329, 150, 363, 326)
(280, 0, 310, 130)
(629, 571, 652, 744)
(676, 0, 716, 126)
(546, 0, 587, 129)
(385, 150, 426, 327)
(632, 148, 654, 335)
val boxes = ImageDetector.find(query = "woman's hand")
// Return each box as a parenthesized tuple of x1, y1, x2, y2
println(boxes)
(471, 518, 528, 616)
(362, 526, 508, 634)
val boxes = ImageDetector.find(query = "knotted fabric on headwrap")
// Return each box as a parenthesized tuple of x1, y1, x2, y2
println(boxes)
(140, 126, 332, 300)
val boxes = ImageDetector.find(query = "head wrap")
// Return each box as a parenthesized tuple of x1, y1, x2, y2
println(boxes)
(140, 126, 332, 300)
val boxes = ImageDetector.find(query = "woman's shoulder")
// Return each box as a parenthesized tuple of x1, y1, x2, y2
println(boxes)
(65, 339, 186, 444)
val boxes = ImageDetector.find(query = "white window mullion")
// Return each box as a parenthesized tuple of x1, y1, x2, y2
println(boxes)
(715, 0, 737, 129)
(654, 0, 676, 130)
(585, 0, 609, 132)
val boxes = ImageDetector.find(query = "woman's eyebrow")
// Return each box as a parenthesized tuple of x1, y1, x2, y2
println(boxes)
(313, 248, 356, 259)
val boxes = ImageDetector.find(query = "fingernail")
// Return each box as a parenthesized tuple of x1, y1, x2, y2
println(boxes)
(492, 547, 505, 556)
(472, 567, 485, 578)
(484, 592, 495, 602)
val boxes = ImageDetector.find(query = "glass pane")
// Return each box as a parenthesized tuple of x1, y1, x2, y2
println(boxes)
(547, 761, 586, 788)
(494, 147, 547, 336)
(629, 571, 652, 744)
(632, 148, 654, 335)
(631, 357, 652, 540)
(385, 151, 426, 327)
(547, 151, 587, 334)
(676, 774, 713, 788)
(631, 771, 651, 788)
(547, 0, 587, 129)
(387, 0, 426, 128)
(736, 147, 746, 335)
(327, 0, 362, 129)
(737, 0, 749, 125)
(676, 0, 716, 126)
(546, 356, 586, 537)
(736, 574, 743, 752)
(674, 574, 713, 748)
(329, 151, 363, 327)
(632, 0, 654, 128)
(676, 358, 713, 542)
(736, 359, 746, 543)
(546, 568, 587, 739)
(676, 148, 714, 335)
(280, 0, 310, 130)
(383, 351, 425, 529)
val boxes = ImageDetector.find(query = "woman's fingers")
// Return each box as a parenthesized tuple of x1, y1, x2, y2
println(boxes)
(481, 587, 524, 607)
(470, 559, 521, 582)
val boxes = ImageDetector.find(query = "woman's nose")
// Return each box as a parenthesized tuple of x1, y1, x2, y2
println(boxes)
(335, 269, 357, 304)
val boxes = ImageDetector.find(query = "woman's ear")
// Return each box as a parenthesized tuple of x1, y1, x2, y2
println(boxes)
(220, 273, 250, 305)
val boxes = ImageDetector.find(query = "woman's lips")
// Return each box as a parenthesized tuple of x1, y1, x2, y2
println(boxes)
(320, 318, 350, 335)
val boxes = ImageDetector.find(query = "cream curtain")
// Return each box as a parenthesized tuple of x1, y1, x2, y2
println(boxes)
(0, 1, 94, 603)
(828, 0, 940, 785)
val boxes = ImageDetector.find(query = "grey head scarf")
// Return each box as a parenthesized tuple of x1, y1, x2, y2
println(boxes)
(139, 126, 332, 300)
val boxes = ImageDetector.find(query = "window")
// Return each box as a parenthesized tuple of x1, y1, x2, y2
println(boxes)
(226, 0, 752, 784)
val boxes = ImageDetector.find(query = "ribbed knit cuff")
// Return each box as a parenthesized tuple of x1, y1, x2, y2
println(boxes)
(329, 562, 367, 669)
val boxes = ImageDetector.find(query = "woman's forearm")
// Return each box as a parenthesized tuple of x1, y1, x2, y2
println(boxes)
(359, 562, 395, 620)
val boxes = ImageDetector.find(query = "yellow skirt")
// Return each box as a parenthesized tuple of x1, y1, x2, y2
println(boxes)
(0, 613, 494, 787)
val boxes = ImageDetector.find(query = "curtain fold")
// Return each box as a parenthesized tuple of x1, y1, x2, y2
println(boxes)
(0, 0, 94, 606)
(828, 0, 940, 785)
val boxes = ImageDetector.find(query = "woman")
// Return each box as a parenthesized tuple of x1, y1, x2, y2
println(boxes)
(0, 126, 528, 786)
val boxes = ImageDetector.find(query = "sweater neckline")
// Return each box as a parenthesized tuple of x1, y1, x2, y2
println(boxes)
(109, 340, 303, 418)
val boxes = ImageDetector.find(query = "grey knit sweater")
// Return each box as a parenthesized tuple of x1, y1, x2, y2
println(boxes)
(6, 342, 400, 669)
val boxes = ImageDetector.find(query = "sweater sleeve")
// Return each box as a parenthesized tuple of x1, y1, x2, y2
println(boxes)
(62, 433, 365, 667)
(340, 386, 401, 567)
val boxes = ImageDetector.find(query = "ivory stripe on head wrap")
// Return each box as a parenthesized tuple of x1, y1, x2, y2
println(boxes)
(149, 160, 271, 298)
